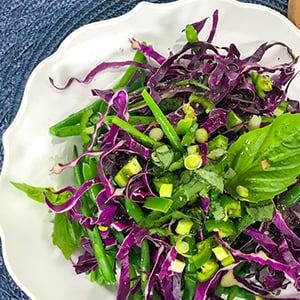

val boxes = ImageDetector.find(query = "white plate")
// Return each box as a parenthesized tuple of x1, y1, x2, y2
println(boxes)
(1, 0, 300, 299)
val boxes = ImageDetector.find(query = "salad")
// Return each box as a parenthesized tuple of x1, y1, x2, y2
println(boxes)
(13, 9, 300, 300)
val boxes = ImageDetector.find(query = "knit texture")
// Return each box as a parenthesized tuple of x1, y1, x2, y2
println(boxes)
(0, 0, 288, 299)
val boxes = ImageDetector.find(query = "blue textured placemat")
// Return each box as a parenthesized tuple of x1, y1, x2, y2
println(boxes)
(0, 0, 288, 299)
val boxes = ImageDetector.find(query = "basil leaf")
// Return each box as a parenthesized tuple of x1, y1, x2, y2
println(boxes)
(52, 212, 83, 259)
(225, 113, 300, 202)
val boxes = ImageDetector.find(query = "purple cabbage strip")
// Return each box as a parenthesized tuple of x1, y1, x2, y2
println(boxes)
(272, 209, 300, 248)
(216, 232, 297, 283)
(200, 108, 228, 134)
(131, 38, 166, 65)
(44, 178, 100, 213)
(49, 60, 156, 89)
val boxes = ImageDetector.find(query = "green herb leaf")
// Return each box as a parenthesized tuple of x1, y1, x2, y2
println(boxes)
(245, 200, 275, 222)
(11, 182, 48, 203)
(52, 212, 83, 259)
(11, 182, 72, 205)
(225, 113, 300, 202)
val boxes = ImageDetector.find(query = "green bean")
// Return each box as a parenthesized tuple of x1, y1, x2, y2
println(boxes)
(73, 147, 116, 285)
(125, 197, 145, 224)
(111, 116, 158, 148)
(182, 236, 198, 300)
(88, 226, 116, 285)
(54, 125, 81, 137)
(141, 89, 184, 153)
(103, 115, 155, 126)
(49, 99, 106, 136)
(175, 79, 208, 90)
(50, 49, 146, 137)
(279, 182, 300, 209)
(140, 240, 150, 293)
(112, 50, 146, 91)
(80, 109, 93, 144)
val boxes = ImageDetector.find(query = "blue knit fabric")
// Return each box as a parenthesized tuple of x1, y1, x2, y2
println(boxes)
(0, 0, 289, 299)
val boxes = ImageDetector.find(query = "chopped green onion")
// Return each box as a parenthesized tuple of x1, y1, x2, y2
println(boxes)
(114, 157, 142, 187)
(149, 127, 164, 141)
(184, 154, 202, 170)
(175, 219, 194, 235)
(195, 128, 208, 143)
(159, 183, 173, 198)
(247, 115, 262, 130)
(175, 239, 190, 255)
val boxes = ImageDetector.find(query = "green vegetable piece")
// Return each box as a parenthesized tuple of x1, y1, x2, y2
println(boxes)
(189, 93, 215, 113)
(190, 238, 212, 269)
(111, 116, 158, 148)
(49, 98, 107, 136)
(125, 197, 145, 224)
(159, 183, 173, 198)
(82, 159, 102, 206)
(80, 108, 93, 144)
(212, 245, 235, 267)
(11, 182, 51, 203)
(187, 145, 200, 155)
(251, 72, 272, 99)
(197, 259, 219, 282)
(278, 182, 300, 209)
(152, 144, 174, 169)
(114, 157, 142, 187)
(220, 195, 242, 220)
(140, 240, 150, 292)
(182, 276, 198, 300)
(208, 134, 228, 151)
(175, 239, 190, 255)
(144, 196, 173, 213)
(175, 79, 208, 90)
(274, 101, 288, 117)
(11, 182, 72, 205)
(235, 185, 249, 199)
(175, 219, 194, 235)
(113, 49, 146, 91)
(181, 122, 199, 147)
(54, 125, 81, 137)
(245, 200, 275, 222)
(104, 115, 155, 126)
(89, 226, 117, 285)
(226, 113, 300, 202)
(205, 219, 236, 237)
(149, 127, 164, 141)
(185, 24, 199, 43)
(184, 154, 203, 170)
(227, 285, 256, 300)
(247, 115, 262, 131)
(52, 212, 83, 260)
(176, 118, 194, 135)
(195, 128, 208, 143)
(142, 89, 184, 152)
(169, 259, 186, 273)
(158, 97, 183, 113)
(226, 110, 243, 130)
